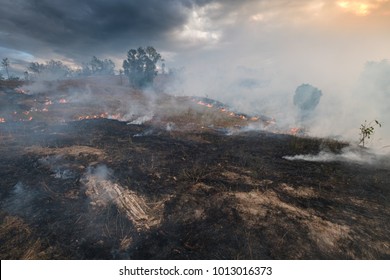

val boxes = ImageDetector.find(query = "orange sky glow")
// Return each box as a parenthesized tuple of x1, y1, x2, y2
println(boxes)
(336, 0, 389, 15)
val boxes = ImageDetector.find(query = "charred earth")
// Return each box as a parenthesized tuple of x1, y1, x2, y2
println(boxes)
(1, 78, 389, 259)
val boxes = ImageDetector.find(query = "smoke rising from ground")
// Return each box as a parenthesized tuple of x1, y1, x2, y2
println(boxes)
(3, 182, 37, 217)
(154, 1, 390, 149)
(283, 146, 390, 169)
(168, 40, 390, 149)
(2, 1, 390, 149)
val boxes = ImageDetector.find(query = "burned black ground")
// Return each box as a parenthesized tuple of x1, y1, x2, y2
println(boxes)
(1, 118, 389, 259)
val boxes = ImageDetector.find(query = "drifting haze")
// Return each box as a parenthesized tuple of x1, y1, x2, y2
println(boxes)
(1, 0, 390, 146)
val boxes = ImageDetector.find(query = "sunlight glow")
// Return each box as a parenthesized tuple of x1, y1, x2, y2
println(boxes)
(336, 0, 389, 15)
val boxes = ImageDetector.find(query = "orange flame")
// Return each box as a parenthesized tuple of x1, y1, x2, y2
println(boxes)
(108, 113, 122, 120)
(15, 88, 27, 94)
(290, 127, 301, 135)
(77, 113, 109, 120)
(197, 100, 214, 108)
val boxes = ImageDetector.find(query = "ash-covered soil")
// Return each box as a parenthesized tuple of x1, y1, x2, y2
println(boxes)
(1, 119, 389, 259)
(0, 80, 389, 259)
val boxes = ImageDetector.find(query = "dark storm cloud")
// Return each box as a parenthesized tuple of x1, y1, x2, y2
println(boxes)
(0, 0, 227, 59)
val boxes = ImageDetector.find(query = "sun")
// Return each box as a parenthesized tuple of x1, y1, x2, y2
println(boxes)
(336, 0, 388, 15)
(337, 1, 369, 15)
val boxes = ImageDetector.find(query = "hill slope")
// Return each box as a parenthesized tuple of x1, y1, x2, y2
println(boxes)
(0, 78, 389, 259)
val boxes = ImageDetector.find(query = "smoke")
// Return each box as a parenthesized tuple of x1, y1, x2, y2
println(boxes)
(2, 182, 42, 218)
(167, 45, 390, 150)
(157, 1, 390, 149)
(2, 0, 389, 134)
(4, 1, 389, 151)
(127, 114, 154, 125)
(303, 60, 390, 148)
(38, 155, 77, 180)
(283, 146, 390, 168)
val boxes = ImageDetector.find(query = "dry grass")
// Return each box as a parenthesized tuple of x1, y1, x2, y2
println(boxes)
(0, 213, 48, 259)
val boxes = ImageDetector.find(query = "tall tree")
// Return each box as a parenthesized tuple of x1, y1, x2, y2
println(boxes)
(45, 60, 72, 78)
(123, 46, 162, 88)
(27, 60, 71, 80)
(1, 58, 10, 79)
(28, 62, 46, 75)
(81, 56, 115, 76)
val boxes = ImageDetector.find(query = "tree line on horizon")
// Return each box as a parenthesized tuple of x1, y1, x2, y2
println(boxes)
(1, 46, 167, 89)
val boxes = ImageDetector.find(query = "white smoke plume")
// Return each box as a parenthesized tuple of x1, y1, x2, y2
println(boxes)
(283, 146, 390, 168)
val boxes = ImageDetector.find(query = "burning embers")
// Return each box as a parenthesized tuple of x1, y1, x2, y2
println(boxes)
(289, 127, 305, 136)
(76, 113, 126, 121)
(189, 96, 304, 135)
(15, 88, 28, 94)
(0, 96, 70, 123)
(191, 96, 256, 121)
(1, 86, 304, 137)
(77, 113, 109, 120)
(196, 100, 213, 108)
(1, 111, 34, 122)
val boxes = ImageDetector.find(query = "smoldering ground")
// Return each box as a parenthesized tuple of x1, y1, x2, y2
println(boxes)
(171, 56, 390, 150)
(284, 145, 390, 169)
(1, 117, 389, 259)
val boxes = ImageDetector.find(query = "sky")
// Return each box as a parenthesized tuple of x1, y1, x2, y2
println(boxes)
(1, 0, 390, 145)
